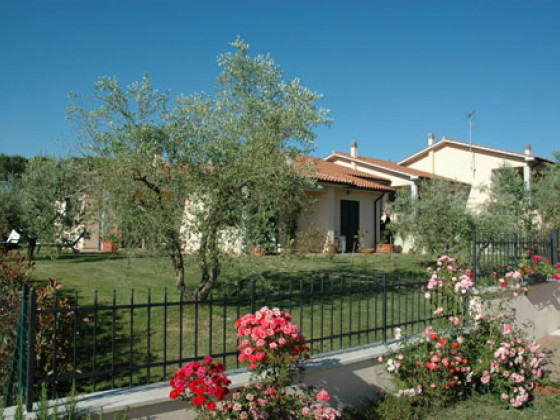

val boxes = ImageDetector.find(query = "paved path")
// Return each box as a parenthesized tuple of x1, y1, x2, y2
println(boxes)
(537, 330, 560, 383)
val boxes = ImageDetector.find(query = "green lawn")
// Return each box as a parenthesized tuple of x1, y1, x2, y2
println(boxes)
(427, 393, 560, 420)
(31, 251, 432, 301)
(26, 251, 436, 398)
(346, 391, 560, 419)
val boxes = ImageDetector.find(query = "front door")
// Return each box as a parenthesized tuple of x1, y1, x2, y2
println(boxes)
(341, 200, 359, 253)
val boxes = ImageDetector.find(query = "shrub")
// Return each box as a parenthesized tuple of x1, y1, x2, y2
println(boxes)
(378, 255, 545, 417)
(0, 253, 82, 402)
(170, 306, 341, 419)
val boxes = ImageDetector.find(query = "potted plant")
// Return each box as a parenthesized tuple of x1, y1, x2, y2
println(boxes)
(518, 252, 560, 284)
(101, 231, 121, 252)
(375, 241, 394, 253)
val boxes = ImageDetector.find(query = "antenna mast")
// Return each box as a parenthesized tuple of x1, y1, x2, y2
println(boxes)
(467, 111, 476, 180)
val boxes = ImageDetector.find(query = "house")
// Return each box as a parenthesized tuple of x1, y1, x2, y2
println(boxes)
(180, 156, 397, 255)
(324, 142, 445, 199)
(398, 134, 552, 210)
(316, 142, 456, 252)
(67, 136, 553, 254)
(297, 156, 395, 253)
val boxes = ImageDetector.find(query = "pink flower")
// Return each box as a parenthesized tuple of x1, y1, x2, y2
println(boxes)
(481, 375, 491, 384)
(316, 389, 331, 402)
(449, 316, 460, 326)
(503, 324, 513, 335)
(433, 307, 444, 316)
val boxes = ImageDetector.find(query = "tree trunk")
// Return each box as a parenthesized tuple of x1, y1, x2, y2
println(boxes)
(26, 238, 37, 261)
(170, 237, 185, 291)
(196, 225, 221, 301)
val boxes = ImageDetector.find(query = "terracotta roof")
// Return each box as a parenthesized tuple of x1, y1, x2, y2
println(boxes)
(399, 137, 552, 166)
(327, 152, 439, 179)
(301, 156, 395, 192)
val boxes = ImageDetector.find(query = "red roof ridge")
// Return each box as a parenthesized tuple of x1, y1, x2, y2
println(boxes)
(330, 151, 440, 179)
(300, 156, 395, 191)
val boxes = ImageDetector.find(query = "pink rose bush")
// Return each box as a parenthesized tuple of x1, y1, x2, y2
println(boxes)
(235, 306, 310, 385)
(379, 256, 546, 415)
(170, 307, 340, 419)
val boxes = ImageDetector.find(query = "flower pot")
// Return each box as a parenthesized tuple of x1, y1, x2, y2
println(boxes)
(525, 273, 547, 285)
(362, 248, 375, 254)
(250, 246, 263, 257)
(375, 244, 394, 253)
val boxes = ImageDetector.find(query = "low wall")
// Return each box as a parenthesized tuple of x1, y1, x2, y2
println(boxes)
(4, 342, 398, 420)
(512, 281, 560, 340)
(6, 281, 560, 419)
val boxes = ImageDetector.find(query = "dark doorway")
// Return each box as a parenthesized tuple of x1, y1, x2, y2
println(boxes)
(341, 200, 360, 253)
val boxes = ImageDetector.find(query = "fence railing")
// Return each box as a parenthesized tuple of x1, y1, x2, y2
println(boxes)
(18, 272, 447, 410)
(471, 228, 559, 281)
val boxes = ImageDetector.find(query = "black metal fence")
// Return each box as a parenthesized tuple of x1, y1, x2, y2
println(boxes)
(17, 272, 447, 410)
(471, 228, 559, 281)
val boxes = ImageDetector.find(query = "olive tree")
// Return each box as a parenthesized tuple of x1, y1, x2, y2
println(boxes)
(70, 39, 330, 299)
(478, 164, 537, 236)
(533, 152, 560, 229)
(389, 179, 475, 259)
(0, 156, 87, 259)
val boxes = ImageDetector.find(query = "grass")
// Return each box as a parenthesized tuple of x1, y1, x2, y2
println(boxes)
(31, 250, 432, 302)
(346, 391, 560, 419)
(426, 393, 560, 419)
(23, 250, 435, 400)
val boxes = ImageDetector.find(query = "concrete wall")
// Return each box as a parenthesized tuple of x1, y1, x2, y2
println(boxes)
(511, 281, 560, 340)
(5, 342, 398, 420)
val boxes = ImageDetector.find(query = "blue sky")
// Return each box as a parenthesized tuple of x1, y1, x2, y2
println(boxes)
(1, 0, 559, 161)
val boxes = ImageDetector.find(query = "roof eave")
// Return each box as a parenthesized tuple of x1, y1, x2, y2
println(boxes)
(328, 152, 430, 180)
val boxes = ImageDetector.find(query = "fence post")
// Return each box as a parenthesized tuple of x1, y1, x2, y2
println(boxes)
(471, 230, 477, 283)
(25, 287, 36, 413)
(382, 273, 387, 343)
(550, 229, 559, 266)
(250, 279, 256, 314)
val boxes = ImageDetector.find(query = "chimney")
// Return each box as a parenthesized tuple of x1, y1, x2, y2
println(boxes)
(524, 144, 532, 156)
(351, 141, 358, 158)
(428, 133, 435, 146)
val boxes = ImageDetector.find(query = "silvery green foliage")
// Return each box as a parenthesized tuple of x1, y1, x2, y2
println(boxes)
(0, 156, 88, 260)
(478, 164, 537, 236)
(533, 152, 560, 229)
(389, 179, 474, 258)
(70, 39, 330, 298)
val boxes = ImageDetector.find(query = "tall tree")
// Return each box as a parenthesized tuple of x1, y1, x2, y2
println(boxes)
(70, 39, 330, 298)
(0, 156, 87, 259)
(389, 179, 474, 259)
(533, 152, 560, 229)
(478, 164, 537, 236)
(0, 154, 27, 181)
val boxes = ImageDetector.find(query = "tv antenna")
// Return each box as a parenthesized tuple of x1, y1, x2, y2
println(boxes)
(467, 111, 476, 179)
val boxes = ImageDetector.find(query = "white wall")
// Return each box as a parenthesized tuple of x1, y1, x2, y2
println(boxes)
(404, 143, 530, 211)
(297, 185, 384, 250)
